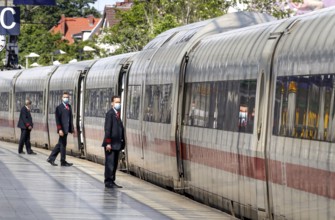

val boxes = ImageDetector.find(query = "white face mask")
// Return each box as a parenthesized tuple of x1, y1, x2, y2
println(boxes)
(63, 98, 69, 104)
(114, 103, 121, 111)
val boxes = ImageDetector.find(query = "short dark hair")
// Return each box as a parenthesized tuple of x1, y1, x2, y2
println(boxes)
(62, 91, 69, 97)
(112, 95, 121, 102)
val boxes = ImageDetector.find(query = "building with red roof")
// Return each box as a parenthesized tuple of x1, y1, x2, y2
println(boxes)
(50, 14, 101, 44)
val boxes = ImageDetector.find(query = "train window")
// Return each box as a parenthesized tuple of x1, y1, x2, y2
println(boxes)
(127, 85, 141, 120)
(84, 88, 114, 118)
(273, 74, 335, 142)
(0, 92, 9, 111)
(48, 90, 74, 114)
(183, 80, 256, 133)
(239, 80, 256, 133)
(183, 82, 213, 128)
(15, 92, 43, 113)
(143, 84, 172, 124)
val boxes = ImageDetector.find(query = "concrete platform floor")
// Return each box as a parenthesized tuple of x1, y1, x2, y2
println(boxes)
(0, 141, 236, 220)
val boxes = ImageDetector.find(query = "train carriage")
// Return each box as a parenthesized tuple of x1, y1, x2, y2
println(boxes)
(0, 70, 22, 141)
(126, 12, 274, 190)
(268, 7, 335, 220)
(181, 20, 283, 218)
(48, 60, 95, 156)
(83, 53, 136, 163)
(13, 66, 57, 148)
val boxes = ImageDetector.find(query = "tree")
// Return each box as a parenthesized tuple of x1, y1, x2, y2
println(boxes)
(21, 0, 101, 30)
(100, 0, 298, 55)
(18, 24, 67, 66)
(100, 0, 231, 54)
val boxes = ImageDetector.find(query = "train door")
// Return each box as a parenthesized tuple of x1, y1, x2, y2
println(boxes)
(256, 20, 300, 220)
(175, 53, 189, 180)
(44, 70, 55, 149)
(12, 72, 21, 142)
(118, 62, 133, 169)
(76, 70, 86, 157)
(8, 87, 15, 141)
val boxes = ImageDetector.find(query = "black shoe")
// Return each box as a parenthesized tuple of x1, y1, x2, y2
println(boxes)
(47, 158, 58, 166)
(105, 183, 114, 189)
(61, 161, 73, 167)
(18, 151, 25, 154)
(112, 182, 123, 188)
(28, 151, 37, 155)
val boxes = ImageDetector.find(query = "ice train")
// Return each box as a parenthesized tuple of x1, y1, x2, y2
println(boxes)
(0, 8, 334, 220)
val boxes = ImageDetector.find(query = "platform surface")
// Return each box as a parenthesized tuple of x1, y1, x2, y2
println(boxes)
(0, 141, 236, 220)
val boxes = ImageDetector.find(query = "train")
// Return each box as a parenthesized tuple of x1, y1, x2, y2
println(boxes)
(0, 8, 335, 220)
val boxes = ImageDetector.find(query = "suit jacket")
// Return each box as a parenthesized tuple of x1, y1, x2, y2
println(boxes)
(55, 103, 74, 134)
(17, 106, 33, 129)
(102, 108, 125, 151)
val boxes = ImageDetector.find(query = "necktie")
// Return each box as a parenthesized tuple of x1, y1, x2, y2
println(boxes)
(65, 104, 69, 110)
(116, 112, 120, 119)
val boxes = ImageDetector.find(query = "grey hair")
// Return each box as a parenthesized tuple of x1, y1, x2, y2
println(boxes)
(25, 99, 32, 105)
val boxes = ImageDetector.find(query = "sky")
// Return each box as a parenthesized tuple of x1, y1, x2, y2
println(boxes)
(92, 0, 118, 13)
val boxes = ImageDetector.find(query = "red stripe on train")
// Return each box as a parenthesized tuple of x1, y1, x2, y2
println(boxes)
(127, 131, 335, 199)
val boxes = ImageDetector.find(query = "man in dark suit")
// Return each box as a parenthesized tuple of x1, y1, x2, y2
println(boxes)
(17, 99, 36, 155)
(102, 95, 125, 188)
(47, 91, 74, 167)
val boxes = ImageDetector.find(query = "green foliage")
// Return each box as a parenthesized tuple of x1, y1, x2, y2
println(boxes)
(18, 24, 65, 66)
(21, 0, 101, 30)
(8, 0, 101, 68)
(100, 0, 227, 54)
(0, 0, 300, 68)
(100, 0, 297, 54)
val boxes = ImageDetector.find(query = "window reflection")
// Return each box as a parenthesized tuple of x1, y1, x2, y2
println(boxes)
(143, 84, 172, 124)
(84, 88, 114, 118)
(273, 74, 335, 142)
(16, 92, 43, 113)
(49, 90, 74, 113)
(183, 80, 256, 133)
(0, 92, 9, 111)
(127, 85, 141, 120)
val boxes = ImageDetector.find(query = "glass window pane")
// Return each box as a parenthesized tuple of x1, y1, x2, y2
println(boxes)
(16, 92, 43, 113)
(273, 74, 335, 142)
(0, 92, 9, 111)
(127, 85, 141, 120)
(85, 88, 114, 117)
(143, 84, 172, 124)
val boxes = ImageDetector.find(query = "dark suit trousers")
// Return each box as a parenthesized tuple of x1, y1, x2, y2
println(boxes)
(18, 129, 32, 153)
(49, 134, 68, 163)
(104, 149, 120, 184)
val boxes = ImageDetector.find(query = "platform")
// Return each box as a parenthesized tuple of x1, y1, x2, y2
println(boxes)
(0, 141, 235, 220)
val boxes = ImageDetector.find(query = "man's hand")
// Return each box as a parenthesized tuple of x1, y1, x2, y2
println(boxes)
(59, 130, 64, 137)
(106, 144, 112, 152)
(28, 126, 32, 130)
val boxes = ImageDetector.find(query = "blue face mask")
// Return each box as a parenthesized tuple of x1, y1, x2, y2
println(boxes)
(63, 98, 69, 104)
(114, 103, 121, 111)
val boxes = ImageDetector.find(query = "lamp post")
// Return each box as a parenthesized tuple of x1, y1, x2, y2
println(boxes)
(25, 52, 40, 69)
(81, 46, 96, 60)
(51, 49, 66, 65)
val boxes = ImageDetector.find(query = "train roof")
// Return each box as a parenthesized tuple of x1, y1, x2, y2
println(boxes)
(129, 11, 274, 84)
(86, 52, 137, 89)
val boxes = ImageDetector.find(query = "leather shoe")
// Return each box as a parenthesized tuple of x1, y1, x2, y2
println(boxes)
(112, 182, 123, 188)
(28, 151, 37, 155)
(18, 151, 25, 154)
(105, 183, 114, 188)
(47, 158, 58, 166)
(61, 161, 73, 167)
(106, 182, 122, 188)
